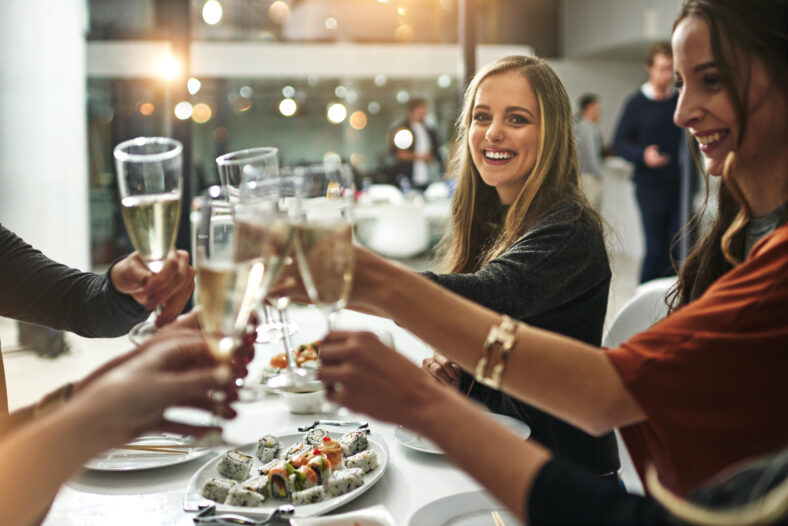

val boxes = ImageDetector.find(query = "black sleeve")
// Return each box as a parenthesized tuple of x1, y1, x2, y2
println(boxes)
(0, 224, 148, 337)
(423, 207, 610, 321)
(528, 457, 673, 525)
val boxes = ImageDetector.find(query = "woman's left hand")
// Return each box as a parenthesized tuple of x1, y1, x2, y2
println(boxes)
(110, 250, 196, 327)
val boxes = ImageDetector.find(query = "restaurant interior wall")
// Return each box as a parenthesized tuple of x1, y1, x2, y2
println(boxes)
(0, 0, 90, 271)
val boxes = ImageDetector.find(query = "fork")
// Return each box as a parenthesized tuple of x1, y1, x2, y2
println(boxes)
(193, 503, 294, 525)
(297, 420, 369, 432)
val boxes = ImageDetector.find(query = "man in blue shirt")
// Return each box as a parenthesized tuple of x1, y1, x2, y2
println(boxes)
(614, 42, 684, 283)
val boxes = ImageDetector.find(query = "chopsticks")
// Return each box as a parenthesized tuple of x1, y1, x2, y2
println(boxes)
(491, 510, 507, 526)
(117, 444, 193, 454)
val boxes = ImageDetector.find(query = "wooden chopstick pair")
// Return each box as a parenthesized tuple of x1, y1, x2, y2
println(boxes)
(491, 510, 507, 526)
(118, 444, 193, 454)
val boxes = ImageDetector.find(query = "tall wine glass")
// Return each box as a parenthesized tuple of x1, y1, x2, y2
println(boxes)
(114, 137, 183, 343)
(216, 147, 295, 342)
(236, 172, 318, 392)
(294, 163, 355, 332)
(193, 188, 264, 408)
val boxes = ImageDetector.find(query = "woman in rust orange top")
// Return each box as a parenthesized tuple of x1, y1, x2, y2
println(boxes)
(276, 0, 788, 520)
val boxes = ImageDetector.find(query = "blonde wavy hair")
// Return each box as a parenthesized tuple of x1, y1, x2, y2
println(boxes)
(438, 55, 599, 273)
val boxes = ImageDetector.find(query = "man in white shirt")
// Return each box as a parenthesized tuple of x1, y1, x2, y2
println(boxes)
(575, 93, 605, 211)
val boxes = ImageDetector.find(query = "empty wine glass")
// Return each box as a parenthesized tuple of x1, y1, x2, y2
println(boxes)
(114, 137, 183, 344)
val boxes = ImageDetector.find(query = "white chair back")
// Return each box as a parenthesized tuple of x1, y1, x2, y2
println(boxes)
(603, 276, 676, 496)
(359, 204, 430, 259)
(360, 184, 405, 205)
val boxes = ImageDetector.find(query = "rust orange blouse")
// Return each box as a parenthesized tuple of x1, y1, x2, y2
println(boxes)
(607, 223, 788, 495)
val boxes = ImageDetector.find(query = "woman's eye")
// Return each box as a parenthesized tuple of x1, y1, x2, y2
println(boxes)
(509, 114, 529, 125)
(674, 78, 684, 90)
(472, 112, 490, 122)
(702, 74, 721, 89)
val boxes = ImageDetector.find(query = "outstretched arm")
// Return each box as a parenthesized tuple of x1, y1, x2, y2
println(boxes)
(0, 329, 234, 526)
(350, 247, 645, 435)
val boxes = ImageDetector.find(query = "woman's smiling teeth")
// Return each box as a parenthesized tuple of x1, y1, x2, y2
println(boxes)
(695, 130, 728, 145)
(484, 149, 515, 160)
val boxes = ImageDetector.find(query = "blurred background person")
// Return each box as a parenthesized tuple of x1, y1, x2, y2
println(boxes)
(613, 42, 684, 283)
(386, 97, 444, 192)
(574, 93, 605, 211)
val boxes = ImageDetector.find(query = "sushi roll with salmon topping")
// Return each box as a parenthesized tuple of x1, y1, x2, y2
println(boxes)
(255, 435, 280, 462)
(307, 453, 333, 484)
(317, 436, 343, 467)
(266, 461, 292, 500)
(218, 450, 253, 481)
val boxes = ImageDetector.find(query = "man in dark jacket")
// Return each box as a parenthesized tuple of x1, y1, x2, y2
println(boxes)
(386, 98, 443, 191)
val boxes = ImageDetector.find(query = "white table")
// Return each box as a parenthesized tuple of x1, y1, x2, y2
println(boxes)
(42, 307, 487, 526)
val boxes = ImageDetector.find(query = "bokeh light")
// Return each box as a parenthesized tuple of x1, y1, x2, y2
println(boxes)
(393, 129, 414, 149)
(192, 103, 212, 123)
(202, 0, 223, 25)
(396, 90, 410, 104)
(269, 1, 291, 24)
(187, 77, 202, 95)
(138, 102, 155, 116)
(324, 17, 338, 30)
(156, 54, 180, 81)
(174, 101, 193, 120)
(349, 111, 368, 130)
(279, 98, 297, 117)
(327, 103, 348, 124)
(438, 74, 452, 88)
(282, 85, 296, 98)
(367, 101, 381, 114)
(374, 74, 387, 87)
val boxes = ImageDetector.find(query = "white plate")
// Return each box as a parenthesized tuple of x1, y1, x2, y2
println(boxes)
(84, 434, 212, 471)
(395, 413, 530, 455)
(184, 430, 389, 518)
(409, 490, 518, 526)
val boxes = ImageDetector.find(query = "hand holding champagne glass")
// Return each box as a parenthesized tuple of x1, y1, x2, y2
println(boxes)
(114, 137, 183, 343)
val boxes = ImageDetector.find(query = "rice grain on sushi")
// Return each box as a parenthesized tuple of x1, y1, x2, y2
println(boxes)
(218, 450, 253, 481)
(201, 477, 236, 503)
(224, 485, 265, 507)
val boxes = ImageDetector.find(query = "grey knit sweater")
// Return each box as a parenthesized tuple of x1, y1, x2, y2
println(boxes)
(424, 201, 620, 475)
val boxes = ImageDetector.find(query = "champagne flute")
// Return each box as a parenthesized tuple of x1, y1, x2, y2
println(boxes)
(294, 163, 355, 332)
(235, 173, 318, 392)
(193, 187, 264, 411)
(215, 147, 296, 342)
(114, 137, 183, 344)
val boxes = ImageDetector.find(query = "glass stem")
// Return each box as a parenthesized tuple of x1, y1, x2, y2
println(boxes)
(278, 307, 298, 375)
(326, 310, 339, 332)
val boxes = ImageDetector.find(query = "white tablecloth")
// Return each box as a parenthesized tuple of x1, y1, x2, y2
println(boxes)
(43, 307, 486, 526)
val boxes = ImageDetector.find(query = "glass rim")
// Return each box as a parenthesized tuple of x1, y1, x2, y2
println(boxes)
(114, 137, 183, 163)
(215, 147, 278, 167)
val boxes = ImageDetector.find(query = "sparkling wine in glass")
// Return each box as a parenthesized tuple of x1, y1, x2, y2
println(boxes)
(294, 163, 355, 332)
(114, 137, 183, 343)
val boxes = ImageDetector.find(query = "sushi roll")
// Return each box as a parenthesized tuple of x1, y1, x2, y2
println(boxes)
(256, 435, 280, 462)
(224, 485, 265, 507)
(289, 447, 314, 468)
(306, 453, 332, 484)
(289, 464, 318, 491)
(302, 427, 329, 446)
(344, 449, 378, 474)
(267, 461, 292, 500)
(201, 477, 236, 503)
(217, 450, 253, 481)
(339, 430, 369, 456)
(241, 475, 270, 499)
(283, 442, 310, 460)
(291, 486, 325, 506)
(258, 458, 280, 476)
(326, 468, 364, 497)
(317, 437, 343, 467)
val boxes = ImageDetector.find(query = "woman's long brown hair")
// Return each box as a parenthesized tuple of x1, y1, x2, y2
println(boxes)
(667, 0, 787, 310)
(438, 55, 601, 273)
